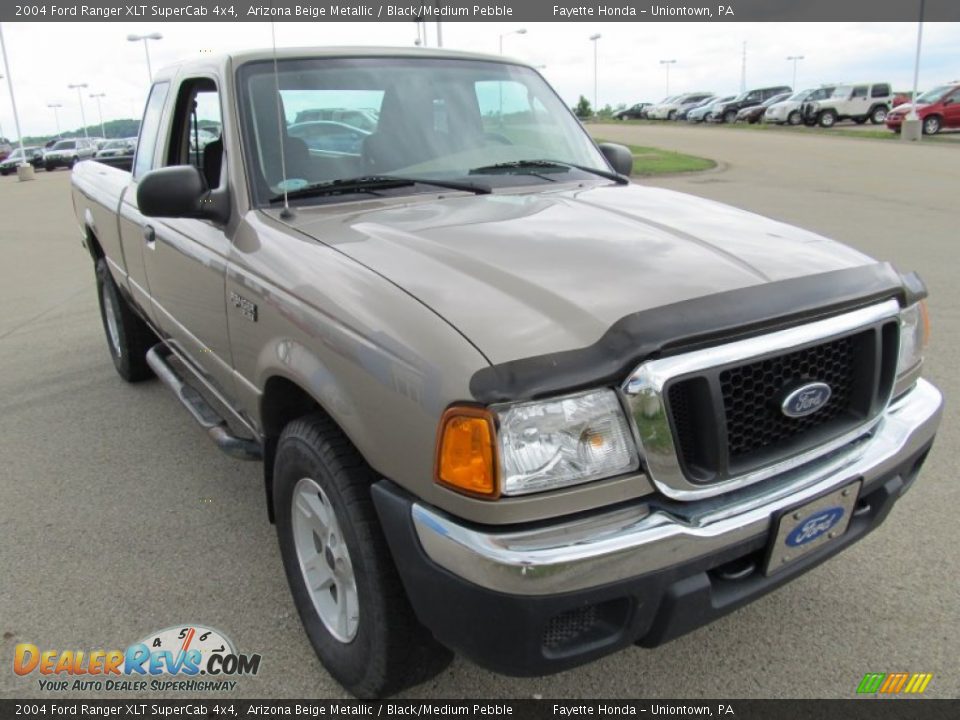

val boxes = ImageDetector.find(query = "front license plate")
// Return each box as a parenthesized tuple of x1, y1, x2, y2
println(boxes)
(764, 480, 861, 575)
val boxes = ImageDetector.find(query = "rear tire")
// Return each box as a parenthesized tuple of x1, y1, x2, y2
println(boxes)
(870, 106, 888, 124)
(95, 258, 156, 382)
(787, 110, 802, 126)
(274, 413, 452, 698)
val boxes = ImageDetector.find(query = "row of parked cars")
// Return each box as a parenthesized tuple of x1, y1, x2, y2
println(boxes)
(0, 136, 137, 175)
(616, 80, 960, 135)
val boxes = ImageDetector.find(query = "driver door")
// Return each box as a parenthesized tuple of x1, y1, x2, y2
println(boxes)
(140, 76, 236, 400)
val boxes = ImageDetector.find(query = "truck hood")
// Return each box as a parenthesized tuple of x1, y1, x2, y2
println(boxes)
(279, 183, 872, 365)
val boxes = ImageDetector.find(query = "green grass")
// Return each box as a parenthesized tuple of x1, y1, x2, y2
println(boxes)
(592, 117, 959, 144)
(594, 138, 716, 176)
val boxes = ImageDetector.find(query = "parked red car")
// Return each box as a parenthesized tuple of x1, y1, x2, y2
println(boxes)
(886, 82, 960, 135)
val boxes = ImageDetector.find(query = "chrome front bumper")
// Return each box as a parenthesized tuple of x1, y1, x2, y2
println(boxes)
(412, 379, 942, 596)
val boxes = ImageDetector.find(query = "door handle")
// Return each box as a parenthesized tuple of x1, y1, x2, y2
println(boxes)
(143, 224, 156, 246)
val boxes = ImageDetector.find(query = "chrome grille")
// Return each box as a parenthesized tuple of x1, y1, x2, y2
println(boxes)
(622, 300, 901, 500)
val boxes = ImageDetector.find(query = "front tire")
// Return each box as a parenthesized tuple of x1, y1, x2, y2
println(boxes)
(274, 413, 452, 698)
(95, 258, 155, 382)
(723, 110, 737, 124)
(818, 110, 838, 128)
(922, 115, 941, 135)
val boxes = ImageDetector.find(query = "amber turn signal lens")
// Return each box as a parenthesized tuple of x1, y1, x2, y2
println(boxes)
(435, 407, 498, 498)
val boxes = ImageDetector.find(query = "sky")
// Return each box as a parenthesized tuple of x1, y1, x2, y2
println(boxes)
(1, 21, 959, 138)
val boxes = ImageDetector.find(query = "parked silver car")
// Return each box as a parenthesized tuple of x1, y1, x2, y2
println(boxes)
(44, 137, 97, 170)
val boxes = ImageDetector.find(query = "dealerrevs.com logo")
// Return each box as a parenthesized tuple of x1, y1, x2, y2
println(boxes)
(13, 625, 261, 692)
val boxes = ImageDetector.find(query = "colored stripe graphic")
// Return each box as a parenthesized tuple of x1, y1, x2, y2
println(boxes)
(857, 672, 932, 694)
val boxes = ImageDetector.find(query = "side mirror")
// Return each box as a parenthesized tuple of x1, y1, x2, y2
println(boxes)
(597, 142, 634, 177)
(137, 165, 229, 223)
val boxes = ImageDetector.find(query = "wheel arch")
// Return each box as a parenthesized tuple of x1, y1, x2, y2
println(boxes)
(83, 216, 105, 263)
(259, 374, 360, 524)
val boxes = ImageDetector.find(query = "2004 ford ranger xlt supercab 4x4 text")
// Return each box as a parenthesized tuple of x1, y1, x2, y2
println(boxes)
(71, 48, 943, 698)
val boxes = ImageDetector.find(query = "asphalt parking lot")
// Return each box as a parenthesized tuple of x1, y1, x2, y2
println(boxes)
(1, 126, 957, 700)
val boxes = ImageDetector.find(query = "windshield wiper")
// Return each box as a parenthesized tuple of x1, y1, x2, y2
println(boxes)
(269, 175, 491, 203)
(469, 160, 629, 185)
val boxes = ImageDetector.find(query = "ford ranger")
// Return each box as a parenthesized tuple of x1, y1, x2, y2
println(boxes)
(70, 48, 942, 698)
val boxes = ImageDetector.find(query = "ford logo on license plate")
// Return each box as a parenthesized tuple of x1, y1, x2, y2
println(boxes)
(786, 506, 846, 547)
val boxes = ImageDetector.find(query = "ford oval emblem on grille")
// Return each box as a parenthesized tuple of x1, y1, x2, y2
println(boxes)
(781, 382, 832, 418)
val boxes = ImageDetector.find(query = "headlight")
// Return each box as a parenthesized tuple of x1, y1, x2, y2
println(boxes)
(897, 301, 929, 377)
(494, 389, 639, 496)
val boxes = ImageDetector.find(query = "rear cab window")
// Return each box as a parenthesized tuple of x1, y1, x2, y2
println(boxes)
(165, 77, 224, 189)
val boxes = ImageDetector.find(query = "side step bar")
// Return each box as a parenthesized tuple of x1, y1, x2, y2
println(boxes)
(146, 343, 262, 461)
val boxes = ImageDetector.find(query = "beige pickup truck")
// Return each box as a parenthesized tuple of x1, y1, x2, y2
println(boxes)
(71, 47, 942, 698)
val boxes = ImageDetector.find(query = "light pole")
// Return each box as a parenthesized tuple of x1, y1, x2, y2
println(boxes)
(127, 32, 163, 82)
(589, 34, 602, 113)
(786, 55, 804, 88)
(908, 0, 925, 123)
(0, 23, 30, 176)
(659, 59, 677, 96)
(0, 74, 5, 140)
(740, 41, 747, 92)
(47, 103, 63, 138)
(90, 92, 107, 138)
(67, 83, 89, 139)
(498, 28, 526, 55)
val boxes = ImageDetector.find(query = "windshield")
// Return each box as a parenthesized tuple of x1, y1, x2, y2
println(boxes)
(52, 140, 75, 150)
(6, 148, 24, 160)
(915, 85, 955, 104)
(238, 56, 608, 205)
(103, 140, 127, 149)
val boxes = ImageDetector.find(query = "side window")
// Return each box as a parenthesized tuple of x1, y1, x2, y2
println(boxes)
(871, 84, 891, 98)
(851, 86, 868, 99)
(133, 82, 170, 180)
(167, 78, 223, 189)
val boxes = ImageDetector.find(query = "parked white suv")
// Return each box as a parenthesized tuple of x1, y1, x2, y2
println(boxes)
(648, 92, 713, 120)
(764, 86, 835, 126)
(802, 83, 893, 127)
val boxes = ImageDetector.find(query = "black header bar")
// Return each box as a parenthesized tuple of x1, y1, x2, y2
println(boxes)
(2, 699, 959, 719)
(5, 0, 960, 23)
